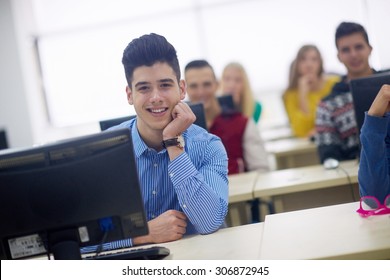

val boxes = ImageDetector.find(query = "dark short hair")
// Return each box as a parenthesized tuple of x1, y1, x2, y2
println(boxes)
(122, 33, 181, 87)
(335, 22, 370, 48)
(184, 59, 216, 79)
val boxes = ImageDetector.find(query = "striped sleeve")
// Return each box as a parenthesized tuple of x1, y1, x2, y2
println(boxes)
(168, 135, 229, 234)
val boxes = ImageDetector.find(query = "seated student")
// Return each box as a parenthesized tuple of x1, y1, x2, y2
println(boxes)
(220, 62, 263, 123)
(185, 60, 270, 175)
(82, 34, 229, 253)
(283, 45, 339, 138)
(315, 21, 384, 163)
(358, 84, 390, 203)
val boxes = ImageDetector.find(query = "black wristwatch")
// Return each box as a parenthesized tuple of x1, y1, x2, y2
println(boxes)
(162, 135, 185, 149)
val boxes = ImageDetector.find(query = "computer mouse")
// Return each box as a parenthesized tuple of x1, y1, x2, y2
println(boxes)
(323, 158, 339, 169)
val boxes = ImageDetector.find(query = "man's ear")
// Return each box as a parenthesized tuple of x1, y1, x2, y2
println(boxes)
(126, 86, 133, 105)
(368, 45, 373, 56)
(179, 80, 186, 100)
(337, 51, 341, 63)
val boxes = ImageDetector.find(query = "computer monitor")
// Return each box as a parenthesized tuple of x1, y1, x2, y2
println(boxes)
(217, 95, 236, 111)
(351, 72, 390, 138)
(185, 102, 207, 131)
(0, 130, 8, 150)
(0, 128, 148, 260)
(99, 116, 136, 131)
(100, 102, 207, 131)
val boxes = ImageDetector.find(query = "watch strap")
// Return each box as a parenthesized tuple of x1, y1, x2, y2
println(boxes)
(162, 137, 179, 148)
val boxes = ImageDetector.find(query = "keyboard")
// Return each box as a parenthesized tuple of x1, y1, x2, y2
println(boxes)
(84, 246, 170, 260)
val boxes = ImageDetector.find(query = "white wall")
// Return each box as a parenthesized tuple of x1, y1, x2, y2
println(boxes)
(0, 0, 34, 148)
(0, 0, 101, 148)
(1, 0, 390, 148)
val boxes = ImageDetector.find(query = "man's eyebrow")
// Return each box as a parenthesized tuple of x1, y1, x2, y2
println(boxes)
(158, 78, 175, 83)
(134, 81, 150, 88)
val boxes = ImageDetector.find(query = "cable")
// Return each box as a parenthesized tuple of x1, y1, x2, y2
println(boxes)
(94, 230, 109, 258)
(337, 165, 358, 202)
(94, 217, 114, 258)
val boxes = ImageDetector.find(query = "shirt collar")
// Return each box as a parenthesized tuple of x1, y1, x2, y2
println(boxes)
(131, 119, 150, 158)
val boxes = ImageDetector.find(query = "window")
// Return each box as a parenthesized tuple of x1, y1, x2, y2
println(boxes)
(33, 0, 389, 127)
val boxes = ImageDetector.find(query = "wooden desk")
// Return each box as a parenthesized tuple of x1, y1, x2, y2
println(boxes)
(253, 160, 359, 212)
(265, 138, 319, 169)
(260, 202, 390, 259)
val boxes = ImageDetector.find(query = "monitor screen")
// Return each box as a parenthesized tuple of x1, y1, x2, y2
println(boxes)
(0, 130, 8, 150)
(0, 128, 148, 260)
(351, 71, 390, 137)
(186, 102, 207, 130)
(99, 116, 136, 131)
(217, 95, 236, 111)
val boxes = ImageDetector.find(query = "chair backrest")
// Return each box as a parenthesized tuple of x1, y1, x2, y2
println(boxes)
(99, 102, 207, 131)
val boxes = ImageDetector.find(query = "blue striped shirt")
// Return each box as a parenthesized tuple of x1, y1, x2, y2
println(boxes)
(81, 118, 228, 253)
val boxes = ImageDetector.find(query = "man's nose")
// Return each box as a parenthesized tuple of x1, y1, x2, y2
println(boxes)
(150, 88, 163, 102)
(349, 48, 359, 57)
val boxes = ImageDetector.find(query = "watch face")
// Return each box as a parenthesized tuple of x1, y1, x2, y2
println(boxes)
(177, 135, 185, 148)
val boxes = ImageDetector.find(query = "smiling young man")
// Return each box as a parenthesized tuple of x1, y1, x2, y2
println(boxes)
(315, 22, 383, 163)
(82, 34, 228, 253)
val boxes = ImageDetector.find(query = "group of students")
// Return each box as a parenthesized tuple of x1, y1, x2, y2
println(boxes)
(83, 20, 389, 254)
(282, 21, 389, 203)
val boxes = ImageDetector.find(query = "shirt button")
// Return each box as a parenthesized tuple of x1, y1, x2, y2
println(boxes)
(183, 204, 187, 208)
(151, 214, 155, 218)
(152, 191, 156, 195)
(169, 173, 174, 177)
(154, 163, 157, 167)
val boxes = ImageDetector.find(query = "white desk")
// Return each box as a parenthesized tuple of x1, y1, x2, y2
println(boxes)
(260, 202, 390, 259)
(228, 171, 258, 203)
(265, 138, 319, 169)
(159, 222, 263, 259)
(253, 160, 359, 212)
(260, 126, 293, 142)
(89, 223, 262, 260)
(227, 171, 259, 226)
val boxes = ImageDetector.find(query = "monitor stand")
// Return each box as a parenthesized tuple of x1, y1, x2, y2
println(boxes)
(49, 229, 82, 260)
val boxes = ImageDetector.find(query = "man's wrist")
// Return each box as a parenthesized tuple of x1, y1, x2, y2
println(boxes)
(162, 134, 185, 150)
(133, 234, 152, 245)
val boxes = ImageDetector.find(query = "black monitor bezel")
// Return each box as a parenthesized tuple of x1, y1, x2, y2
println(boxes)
(0, 128, 148, 259)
